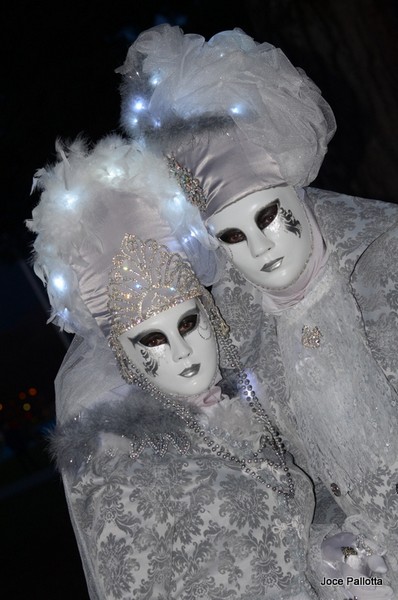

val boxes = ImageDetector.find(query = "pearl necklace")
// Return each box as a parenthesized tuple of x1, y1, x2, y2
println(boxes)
(129, 321, 295, 500)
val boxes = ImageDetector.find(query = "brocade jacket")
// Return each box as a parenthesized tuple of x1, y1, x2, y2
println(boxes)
(53, 375, 318, 600)
(212, 188, 398, 593)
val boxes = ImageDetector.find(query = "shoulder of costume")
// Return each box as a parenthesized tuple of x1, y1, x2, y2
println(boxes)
(305, 187, 398, 267)
(351, 221, 398, 306)
(50, 391, 196, 475)
(350, 223, 398, 392)
(305, 186, 398, 213)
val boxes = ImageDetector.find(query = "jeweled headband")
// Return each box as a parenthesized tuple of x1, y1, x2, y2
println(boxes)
(108, 234, 203, 338)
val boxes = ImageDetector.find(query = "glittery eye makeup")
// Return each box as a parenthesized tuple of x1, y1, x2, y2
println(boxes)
(140, 348, 159, 377)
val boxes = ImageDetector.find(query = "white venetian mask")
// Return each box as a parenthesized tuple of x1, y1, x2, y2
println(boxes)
(207, 186, 313, 289)
(118, 298, 218, 396)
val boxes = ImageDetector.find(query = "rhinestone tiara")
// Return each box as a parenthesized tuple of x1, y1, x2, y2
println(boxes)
(108, 234, 203, 338)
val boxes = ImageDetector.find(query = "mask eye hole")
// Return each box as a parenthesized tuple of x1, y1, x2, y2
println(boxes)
(138, 332, 168, 347)
(178, 313, 198, 336)
(256, 201, 279, 230)
(218, 228, 246, 244)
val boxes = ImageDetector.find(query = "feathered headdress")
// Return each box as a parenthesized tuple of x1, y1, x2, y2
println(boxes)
(27, 135, 218, 339)
(117, 24, 336, 212)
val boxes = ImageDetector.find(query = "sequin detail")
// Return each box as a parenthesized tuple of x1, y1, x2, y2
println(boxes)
(341, 546, 358, 560)
(167, 155, 207, 212)
(301, 325, 322, 348)
(108, 235, 203, 337)
(127, 431, 191, 458)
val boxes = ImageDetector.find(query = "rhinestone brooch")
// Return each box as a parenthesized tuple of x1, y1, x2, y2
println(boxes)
(301, 325, 322, 349)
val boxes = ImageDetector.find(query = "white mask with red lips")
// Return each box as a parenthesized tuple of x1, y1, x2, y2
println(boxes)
(207, 186, 313, 290)
(118, 298, 218, 396)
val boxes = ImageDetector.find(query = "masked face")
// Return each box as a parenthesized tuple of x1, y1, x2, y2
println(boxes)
(118, 298, 218, 396)
(207, 187, 313, 289)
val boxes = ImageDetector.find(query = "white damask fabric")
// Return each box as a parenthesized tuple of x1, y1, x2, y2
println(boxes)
(55, 391, 318, 599)
(212, 188, 398, 593)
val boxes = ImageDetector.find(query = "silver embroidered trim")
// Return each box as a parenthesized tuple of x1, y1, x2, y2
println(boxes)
(102, 433, 192, 461)
(128, 432, 191, 458)
(167, 155, 207, 212)
(108, 234, 203, 338)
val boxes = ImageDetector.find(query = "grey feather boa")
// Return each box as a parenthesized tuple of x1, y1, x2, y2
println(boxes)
(49, 391, 199, 474)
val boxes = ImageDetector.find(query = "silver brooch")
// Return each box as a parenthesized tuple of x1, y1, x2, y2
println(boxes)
(301, 325, 322, 348)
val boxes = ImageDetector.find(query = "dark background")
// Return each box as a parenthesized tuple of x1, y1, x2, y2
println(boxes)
(2, 1, 397, 598)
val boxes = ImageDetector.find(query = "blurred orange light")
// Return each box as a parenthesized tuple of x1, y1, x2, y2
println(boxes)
(23, 403, 31, 412)
(0, 403, 3, 411)
(18, 392, 27, 400)
(28, 387, 38, 397)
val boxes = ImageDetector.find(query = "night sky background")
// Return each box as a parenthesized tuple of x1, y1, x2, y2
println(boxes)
(2, 1, 398, 598)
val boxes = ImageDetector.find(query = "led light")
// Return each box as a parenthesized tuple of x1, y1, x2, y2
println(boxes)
(230, 105, 241, 115)
(133, 99, 145, 111)
(130, 117, 139, 126)
(106, 166, 123, 179)
(173, 193, 183, 206)
(53, 275, 67, 292)
(150, 74, 161, 86)
(64, 192, 77, 208)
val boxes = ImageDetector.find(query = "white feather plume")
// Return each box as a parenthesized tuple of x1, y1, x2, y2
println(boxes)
(27, 135, 219, 337)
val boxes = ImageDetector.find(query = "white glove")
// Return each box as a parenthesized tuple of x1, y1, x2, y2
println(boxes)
(321, 532, 393, 599)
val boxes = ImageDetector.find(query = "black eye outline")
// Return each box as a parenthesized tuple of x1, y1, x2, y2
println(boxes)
(255, 200, 279, 230)
(217, 228, 246, 245)
(137, 331, 168, 348)
(178, 312, 199, 336)
(129, 310, 199, 348)
(216, 201, 279, 245)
